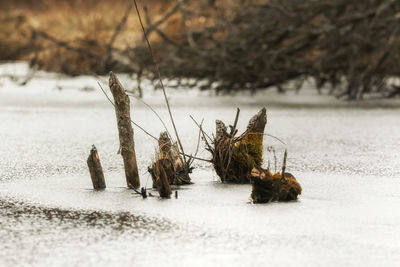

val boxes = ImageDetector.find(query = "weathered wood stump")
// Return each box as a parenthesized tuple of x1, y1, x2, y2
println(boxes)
(149, 132, 192, 190)
(250, 167, 302, 203)
(213, 108, 267, 183)
(156, 159, 173, 198)
(87, 145, 106, 190)
(109, 72, 140, 189)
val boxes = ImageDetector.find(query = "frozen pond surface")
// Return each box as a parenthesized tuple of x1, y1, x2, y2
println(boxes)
(0, 63, 400, 266)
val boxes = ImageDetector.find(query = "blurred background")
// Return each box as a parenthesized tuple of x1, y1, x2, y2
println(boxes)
(2, 2, 400, 266)
(1, 0, 400, 99)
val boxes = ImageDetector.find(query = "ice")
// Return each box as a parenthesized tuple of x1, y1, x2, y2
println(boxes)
(0, 63, 399, 266)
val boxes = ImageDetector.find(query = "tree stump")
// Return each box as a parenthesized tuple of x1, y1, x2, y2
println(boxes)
(212, 107, 267, 183)
(109, 72, 140, 189)
(87, 145, 106, 190)
(250, 167, 302, 203)
(149, 132, 192, 188)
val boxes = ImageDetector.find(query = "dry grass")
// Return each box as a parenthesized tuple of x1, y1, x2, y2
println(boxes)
(0, 0, 173, 73)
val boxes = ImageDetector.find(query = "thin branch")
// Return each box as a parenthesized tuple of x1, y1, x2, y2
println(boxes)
(144, 0, 187, 36)
(107, 0, 134, 56)
(244, 132, 286, 145)
(281, 149, 287, 181)
(193, 119, 204, 159)
(143, 5, 181, 47)
(133, 0, 189, 175)
(180, 152, 212, 163)
(190, 115, 214, 153)
(190, 115, 212, 141)
(230, 108, 240, 137)
(34, 30, 98, 58)
(188, 118, 204, 165)
(127, 92, 173, 139)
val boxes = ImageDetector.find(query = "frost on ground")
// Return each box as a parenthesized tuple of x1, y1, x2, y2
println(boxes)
(0, 63, 399, 267)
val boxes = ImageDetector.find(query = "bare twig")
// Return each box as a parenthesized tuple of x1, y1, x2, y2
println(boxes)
(244, 132, 286, 145)
(107, 0, 133, 56)
(34, 30, 98, 58)
(143, 5, 181, 47)
(127, 92, 173, 139)
(144, 0, 187, 36)
(230, 108, 240, 137)
(192, 118, 204, 163)
(281, 149, 287, 182)
(181, 152, 212, 163)
(189, 115, 213, 141)
(190, 115, 214, 153)
(133, 0, 189, 175)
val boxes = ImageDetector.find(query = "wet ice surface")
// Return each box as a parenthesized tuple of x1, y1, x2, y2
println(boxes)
(0, 63, 400, 266)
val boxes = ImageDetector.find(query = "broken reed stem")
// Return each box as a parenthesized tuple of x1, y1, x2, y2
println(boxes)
(281, 149, 287, 181)
(109, 72, 140, 189)
(230, 108, 240, 137)
(191, 119, 204, 165)
(220, 110, 241, 181)
(190, 115, 212, 141)
(273, 148, 277, 173)
(189, 115, 213, 150)
(133, 0, 189, 175)
(87, 145, 106, 190)
(127, 92, 173, 140)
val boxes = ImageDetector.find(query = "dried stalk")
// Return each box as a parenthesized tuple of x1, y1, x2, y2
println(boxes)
(133, 0, 189, 175)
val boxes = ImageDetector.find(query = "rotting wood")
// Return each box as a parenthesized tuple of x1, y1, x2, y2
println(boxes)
(109, 72, 140, 189)
(149, 158, 173, 198)
(158, 162, 172, 198)
(250, 167, 302, 203)
(87, 145, 106, 190)
(141, 187, 147, 198)
(250, 149, 302, 203)
(212, 108, 267, 183)
(148, 132, 192, 189)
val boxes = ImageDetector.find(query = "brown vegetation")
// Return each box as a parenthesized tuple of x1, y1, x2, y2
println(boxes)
(146, 0, 400, 99)
(250, 168, 302, 203)
(3, 0, 398, 99)
(148, 132, 192, 193)
(197, 107, 302, 202)
(0, 0, 172, 74)
(204, 108, 267, 183)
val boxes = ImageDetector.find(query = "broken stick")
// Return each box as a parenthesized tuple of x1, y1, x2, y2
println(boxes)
(87, 145, 106, 190)
(109, 72, 140, 189)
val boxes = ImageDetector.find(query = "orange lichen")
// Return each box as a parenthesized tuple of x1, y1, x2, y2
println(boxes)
(250, 167, 302, 203)
(213, 108, 267, 183)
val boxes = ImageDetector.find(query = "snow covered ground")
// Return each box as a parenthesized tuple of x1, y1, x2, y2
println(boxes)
(0, 63, 399, 267)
